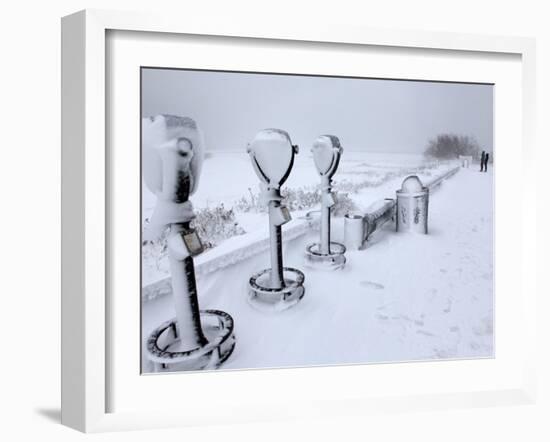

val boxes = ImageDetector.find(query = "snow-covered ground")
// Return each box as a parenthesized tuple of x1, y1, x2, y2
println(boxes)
(141, 152, 494, 372)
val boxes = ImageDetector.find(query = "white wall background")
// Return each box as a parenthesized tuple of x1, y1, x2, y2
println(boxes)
(0, 1, 547, 441)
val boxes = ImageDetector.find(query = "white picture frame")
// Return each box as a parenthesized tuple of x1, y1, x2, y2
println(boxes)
(61, 9, 537, 433)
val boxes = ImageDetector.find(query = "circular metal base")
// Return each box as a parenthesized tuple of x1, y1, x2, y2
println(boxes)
(146, 310, 235, 372)
(248, 267, 305, 312)
(304, 242, 346, 270)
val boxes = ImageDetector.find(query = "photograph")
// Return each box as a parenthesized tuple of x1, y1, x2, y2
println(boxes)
(140, 67, 494, 374)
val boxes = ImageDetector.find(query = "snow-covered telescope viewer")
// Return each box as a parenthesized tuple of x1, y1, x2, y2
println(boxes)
(305, 135, 346, 269)
(246, 129, 305, 311)
(142, 114, 235, 372)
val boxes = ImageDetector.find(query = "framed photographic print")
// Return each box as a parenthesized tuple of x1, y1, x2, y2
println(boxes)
(140, 68, 493, 374)
(61, 9, 538, 432)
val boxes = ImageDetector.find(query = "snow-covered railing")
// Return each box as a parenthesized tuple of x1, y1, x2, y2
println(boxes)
(424, 166, 460, 191)
(142, 215, 320, 301)
(363, 198, 396, 239)
(344, 199, 396, 249)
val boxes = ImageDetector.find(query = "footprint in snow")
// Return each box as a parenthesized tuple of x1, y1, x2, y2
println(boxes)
(360, 280, 385, 290)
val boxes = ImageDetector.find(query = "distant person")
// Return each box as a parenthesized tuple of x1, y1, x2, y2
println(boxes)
(483, 152, 489, 172)
(480, 150, 485, 172)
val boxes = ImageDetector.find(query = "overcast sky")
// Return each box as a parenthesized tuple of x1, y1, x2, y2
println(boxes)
(142, 68, 493, 154)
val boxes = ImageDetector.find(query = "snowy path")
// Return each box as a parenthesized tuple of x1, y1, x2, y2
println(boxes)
(142, 166, 493, 371)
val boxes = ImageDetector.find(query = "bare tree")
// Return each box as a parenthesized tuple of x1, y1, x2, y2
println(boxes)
(424, 134, 481, 159)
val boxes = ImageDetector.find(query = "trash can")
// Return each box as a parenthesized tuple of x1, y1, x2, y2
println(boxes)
(396, 175, 429, 234)
(344, 213, 365, 250)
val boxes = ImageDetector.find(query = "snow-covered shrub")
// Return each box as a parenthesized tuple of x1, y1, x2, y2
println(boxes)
(234, 185, 356, 216)
(142, 229, 169, 274)
(191, 204, 246, 249)
(284, 187, 357, 216)
(332, 192, 357, 216)
(283, 186, 321, 211)
(142, 204, 246, 265)
(334, 172, 400, 193)
(234, 188, 262, 213)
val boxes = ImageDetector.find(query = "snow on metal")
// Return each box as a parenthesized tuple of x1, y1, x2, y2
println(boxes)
(396, 176, 429, 234)
(142, 114, 235, 372)
(305, 134, 346, 270)
(400, 175, 424, 193)
(246, 129, 305, 311)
